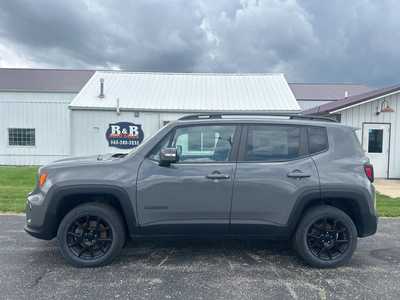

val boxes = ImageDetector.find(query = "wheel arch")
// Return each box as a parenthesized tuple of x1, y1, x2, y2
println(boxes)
(45, 185, 137, 239)
(288, 190, 371, 237)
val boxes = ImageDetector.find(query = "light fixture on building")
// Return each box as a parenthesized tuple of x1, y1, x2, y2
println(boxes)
(134, 111, 140, 118)
(376, 99, 395, 115)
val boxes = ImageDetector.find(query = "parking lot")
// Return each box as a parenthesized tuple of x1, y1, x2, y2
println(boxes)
(1, 215, 400, 299)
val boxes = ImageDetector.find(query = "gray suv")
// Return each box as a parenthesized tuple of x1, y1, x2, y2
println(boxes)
(25, 113, 378, 268)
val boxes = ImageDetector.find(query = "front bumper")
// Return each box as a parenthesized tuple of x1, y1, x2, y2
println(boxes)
(25, 192, 56, 240)
(24, 224, 54, 240)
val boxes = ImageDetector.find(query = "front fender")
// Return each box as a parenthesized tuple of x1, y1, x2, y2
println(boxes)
(26, 184, 137, 240)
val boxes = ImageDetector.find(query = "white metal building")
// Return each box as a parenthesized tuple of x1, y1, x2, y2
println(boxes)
(69, 71, 300, 157)
(0, 69, 94, 165)
(0, 69, 300, 165)
(305, 84, 400, 179)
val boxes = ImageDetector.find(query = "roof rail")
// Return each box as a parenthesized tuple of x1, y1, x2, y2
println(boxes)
(178, 113, 338, 122)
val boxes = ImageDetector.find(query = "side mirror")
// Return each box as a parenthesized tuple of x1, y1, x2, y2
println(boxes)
(159, 147, 178, 166)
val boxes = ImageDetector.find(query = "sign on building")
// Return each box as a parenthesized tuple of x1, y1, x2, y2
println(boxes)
(105, 122, 144, 149)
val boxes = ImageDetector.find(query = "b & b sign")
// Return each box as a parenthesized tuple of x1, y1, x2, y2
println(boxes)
(105, 122, 144, 149)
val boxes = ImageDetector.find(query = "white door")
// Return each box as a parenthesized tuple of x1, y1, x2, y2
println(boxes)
(362, 123, 390, 178)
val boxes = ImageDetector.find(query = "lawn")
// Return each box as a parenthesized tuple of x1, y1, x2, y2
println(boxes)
(376, 193, 400, 217)
(0, 166, 399, 216)
(0, 166, 37, 213)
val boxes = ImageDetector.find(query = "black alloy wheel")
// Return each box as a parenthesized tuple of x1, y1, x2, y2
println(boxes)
(306, 217, 350, 261)
(293, 205, 357, 268)
(66, 215, 113, 260)
(57, 203, 126, 267)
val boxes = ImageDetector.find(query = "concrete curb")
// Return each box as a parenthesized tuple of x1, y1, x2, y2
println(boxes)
(0, 213, 25, 216)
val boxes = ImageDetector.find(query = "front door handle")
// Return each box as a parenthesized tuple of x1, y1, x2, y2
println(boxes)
(287, 170, 311, 178)
(206, 171, 230, 180)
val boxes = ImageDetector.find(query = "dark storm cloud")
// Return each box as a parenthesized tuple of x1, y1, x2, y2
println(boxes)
(0, 0, 399, 86)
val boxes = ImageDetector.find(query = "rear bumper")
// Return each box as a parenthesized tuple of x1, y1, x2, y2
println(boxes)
(359, 213, 378, 238)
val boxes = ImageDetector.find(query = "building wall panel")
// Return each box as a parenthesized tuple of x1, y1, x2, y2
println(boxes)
(70, 110, 187, 156)
(0, 92, 75, 165)
(340, 93, 400, 178)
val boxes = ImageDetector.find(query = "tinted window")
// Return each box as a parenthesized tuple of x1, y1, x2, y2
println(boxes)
(308, 127, 328, 154)
(245, 125, 301, 161)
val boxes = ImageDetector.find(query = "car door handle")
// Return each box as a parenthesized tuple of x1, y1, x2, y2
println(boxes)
(206, 172, 230, 180)
(287, 170, 311, 178)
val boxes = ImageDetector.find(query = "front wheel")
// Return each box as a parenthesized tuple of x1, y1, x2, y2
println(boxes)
(293, 205, 358, 268)
(57, 203, 126, 267)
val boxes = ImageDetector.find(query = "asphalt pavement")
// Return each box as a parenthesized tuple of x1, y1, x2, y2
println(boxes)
(1, 215, 400, 299)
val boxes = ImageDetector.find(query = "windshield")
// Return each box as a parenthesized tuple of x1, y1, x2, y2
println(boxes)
(126, 123, 171, 157)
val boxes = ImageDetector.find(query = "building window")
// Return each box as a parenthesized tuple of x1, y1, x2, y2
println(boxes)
(368, 129, 383, 153)
(8, 128, 36, 146)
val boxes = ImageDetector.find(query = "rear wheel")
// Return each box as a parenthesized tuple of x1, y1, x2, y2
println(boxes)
(293, 205, 357, 268)
(57, 203, 126, 267)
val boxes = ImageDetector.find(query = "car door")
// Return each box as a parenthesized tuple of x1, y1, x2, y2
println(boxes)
(137, 124, 239, 235)
(230, 124, 320, 234)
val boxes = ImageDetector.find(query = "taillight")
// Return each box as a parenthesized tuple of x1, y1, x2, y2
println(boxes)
(364, 164, 374, 183)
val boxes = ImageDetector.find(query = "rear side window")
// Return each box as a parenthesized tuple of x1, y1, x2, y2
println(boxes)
(308, 127, 328, 154)
(244, 125, 302, 161)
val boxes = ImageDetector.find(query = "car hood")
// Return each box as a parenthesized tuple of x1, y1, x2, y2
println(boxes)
(44, 153, 128, 168)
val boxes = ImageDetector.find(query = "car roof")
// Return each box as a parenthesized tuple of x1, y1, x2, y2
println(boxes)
(173, 114, 348, 129)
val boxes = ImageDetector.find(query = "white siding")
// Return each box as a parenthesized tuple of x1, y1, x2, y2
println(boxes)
(340, 92, 400, 178)
(0, 92, 76, 165)
(71, 110, 187, 156)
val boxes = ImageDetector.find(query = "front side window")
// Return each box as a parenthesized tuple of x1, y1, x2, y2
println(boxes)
(149, 125, 236, 162)
(8, 128, 35, 146)
(245, 125, 301, 161)
(173, 125, 236, 162)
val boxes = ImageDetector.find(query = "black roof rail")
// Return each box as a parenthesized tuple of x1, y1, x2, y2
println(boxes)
(178, 113, 338, 123)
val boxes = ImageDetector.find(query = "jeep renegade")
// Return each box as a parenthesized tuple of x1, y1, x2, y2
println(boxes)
(25, 113, 378, 268)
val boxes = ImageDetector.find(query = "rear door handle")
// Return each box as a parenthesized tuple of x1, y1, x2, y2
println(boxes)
(206, 171, 230, 180)
(287, 170, 311, 178)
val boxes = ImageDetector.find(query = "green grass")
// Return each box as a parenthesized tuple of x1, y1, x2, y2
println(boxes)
(0, 166, 400, 216)
(376, 193, 400, 217)
(0, 166, 37, 213)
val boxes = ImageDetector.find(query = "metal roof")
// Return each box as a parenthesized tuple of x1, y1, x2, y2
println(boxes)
(289, 83, 371, 101)
(69, 71, 300, 112)
(0, 68, 94, 93)
(304, 83, 400, 115)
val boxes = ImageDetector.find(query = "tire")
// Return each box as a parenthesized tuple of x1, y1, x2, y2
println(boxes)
(57, 202, 126, 268)
(293, 205, 358, 268)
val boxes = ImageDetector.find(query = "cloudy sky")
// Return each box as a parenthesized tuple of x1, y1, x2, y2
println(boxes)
(0, 0, 398, 87)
